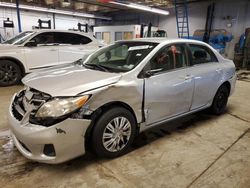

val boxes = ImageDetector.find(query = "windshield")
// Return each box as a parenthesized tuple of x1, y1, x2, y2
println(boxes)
(83, 41, 158, 73)
(3, 31, 34, 45)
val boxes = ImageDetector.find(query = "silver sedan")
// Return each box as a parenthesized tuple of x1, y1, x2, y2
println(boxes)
(8, 38, 236, 163)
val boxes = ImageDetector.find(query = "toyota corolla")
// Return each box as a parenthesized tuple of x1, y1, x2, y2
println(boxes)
(8, 38, 236, 164)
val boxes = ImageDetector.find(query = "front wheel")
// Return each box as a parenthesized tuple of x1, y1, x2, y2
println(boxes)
(91, 107, 137, 158)
(210, 85, 229, 115)
(0, 60, 22, 86)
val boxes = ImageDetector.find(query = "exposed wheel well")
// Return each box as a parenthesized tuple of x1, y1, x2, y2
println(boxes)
(84, 101, 138, 150)
(0, 57, 26, 76)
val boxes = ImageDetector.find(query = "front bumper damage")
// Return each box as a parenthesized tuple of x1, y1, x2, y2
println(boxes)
(8, 93, 91, 164)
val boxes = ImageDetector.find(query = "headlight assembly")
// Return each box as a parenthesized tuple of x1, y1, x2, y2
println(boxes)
(35, 95, 90, 118)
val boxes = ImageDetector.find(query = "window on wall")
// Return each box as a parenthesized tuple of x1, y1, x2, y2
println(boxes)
(115, 32, 123, 41)
(189, 44, 218, 65)
(123, 32, 133, 40)
(95, 32, 102, 40)
(102, 32, 111, 44)
(148, 44, 187, 72)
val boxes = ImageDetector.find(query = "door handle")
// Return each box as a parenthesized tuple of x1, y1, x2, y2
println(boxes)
(50, 49, 57, 51)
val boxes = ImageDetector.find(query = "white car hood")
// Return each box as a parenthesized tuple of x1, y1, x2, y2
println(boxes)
(22, 65, 122, 96)
(0, 44, 20, 50)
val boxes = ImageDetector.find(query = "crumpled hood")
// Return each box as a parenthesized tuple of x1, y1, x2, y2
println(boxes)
(22, 64, 122, 96)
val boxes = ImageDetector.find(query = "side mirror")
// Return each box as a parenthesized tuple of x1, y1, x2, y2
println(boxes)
(25, 40, 37, 47)
(145, 70, 154, 78)
(144, 68, 163, 78)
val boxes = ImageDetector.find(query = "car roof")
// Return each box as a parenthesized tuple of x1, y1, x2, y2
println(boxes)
(26, 29, 94, 37)
(125, 37, 209, 46)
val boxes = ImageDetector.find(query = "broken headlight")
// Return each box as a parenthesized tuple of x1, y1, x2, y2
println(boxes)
(35, 95, 90, 118)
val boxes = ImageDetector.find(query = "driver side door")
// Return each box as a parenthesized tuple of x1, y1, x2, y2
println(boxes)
(144, 43, 194, 125)
(24, 32, 59, 71)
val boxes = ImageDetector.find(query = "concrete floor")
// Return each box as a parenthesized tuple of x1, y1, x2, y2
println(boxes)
(0, 72, 250, 188)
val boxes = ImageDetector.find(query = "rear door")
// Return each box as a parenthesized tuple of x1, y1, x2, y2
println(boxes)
(186, 43, 222, 110)
(144, 43, 194, 125)
(55, 32, 99, 65)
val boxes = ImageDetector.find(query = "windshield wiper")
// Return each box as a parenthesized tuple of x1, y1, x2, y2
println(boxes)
(84, 63, 110, 72)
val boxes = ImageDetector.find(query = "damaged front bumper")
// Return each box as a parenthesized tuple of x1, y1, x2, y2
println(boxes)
(8, 94, 91, 164)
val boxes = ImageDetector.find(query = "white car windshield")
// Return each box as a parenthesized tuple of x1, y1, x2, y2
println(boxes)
(83, 41, 158, 73)
(3, 31, 34, 45)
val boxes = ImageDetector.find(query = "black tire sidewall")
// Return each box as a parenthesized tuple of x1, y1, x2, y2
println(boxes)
(0, 60, 22, 86)
(91, 107, 137, 158)
(211, 85, 229, 115)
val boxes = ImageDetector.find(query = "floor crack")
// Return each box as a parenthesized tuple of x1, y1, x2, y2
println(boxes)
(226, 112, 250, 123)
(96, 161, 135, 187)
(186, 127, 250, 188)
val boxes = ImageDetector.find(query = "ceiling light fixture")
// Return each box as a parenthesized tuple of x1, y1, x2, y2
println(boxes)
(0, 2, 111, 20)
(110, 1, 169, 15)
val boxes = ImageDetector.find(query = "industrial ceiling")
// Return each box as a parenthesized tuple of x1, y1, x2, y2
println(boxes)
(0, 0, 210, 15)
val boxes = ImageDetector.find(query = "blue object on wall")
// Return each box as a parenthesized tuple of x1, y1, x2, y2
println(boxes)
(185, 30, 233, 54)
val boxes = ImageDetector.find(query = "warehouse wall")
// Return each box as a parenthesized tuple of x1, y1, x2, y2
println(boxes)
(159, 0, 250, 59)
(96, 11, 159, 27)
(0, 7, 95, 41)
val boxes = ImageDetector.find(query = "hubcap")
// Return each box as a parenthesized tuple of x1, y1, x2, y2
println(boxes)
(102, 117, 132, 152)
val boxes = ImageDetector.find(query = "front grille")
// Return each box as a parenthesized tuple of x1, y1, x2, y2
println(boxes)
(12, 90, 26, 120)
(12, 87, 51, 123)
(12, 105, 23, 121)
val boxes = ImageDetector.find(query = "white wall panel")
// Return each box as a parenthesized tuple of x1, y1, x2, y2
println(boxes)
(0, 7, 95, 41)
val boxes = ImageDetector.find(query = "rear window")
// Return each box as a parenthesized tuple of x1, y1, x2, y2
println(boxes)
(54, 32, 92, 45)
(189, 44, 218, 65)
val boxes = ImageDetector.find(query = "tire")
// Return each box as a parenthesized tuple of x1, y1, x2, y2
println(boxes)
(91, 107, 137, 158)
(210, 85, 229, 115)
(0, 60, 22, 86)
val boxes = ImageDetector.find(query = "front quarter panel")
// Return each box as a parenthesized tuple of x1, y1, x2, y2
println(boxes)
(83, 77, 144, 123)
(220, 59, 236, 96)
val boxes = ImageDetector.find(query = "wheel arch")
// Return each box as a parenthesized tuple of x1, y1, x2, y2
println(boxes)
(0, 56, 26, 76)
(220, 81, 231, 94)
(84, 101, 138, 150)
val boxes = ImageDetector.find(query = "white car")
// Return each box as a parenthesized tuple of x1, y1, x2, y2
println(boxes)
(9, 38, 236, 163)
(0, 30, 102, 86)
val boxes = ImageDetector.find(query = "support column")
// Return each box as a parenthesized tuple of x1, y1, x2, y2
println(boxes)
(16, 0, 22, 32)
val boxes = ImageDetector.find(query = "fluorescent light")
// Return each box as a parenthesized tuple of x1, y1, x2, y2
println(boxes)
(110, 1, 169, 15)
(0, 2, 112, 20)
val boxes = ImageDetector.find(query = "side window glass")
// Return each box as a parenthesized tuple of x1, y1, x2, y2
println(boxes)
(54, 33, 92, 45)
(189, 44, 218, 65)
(78, 35, 92, 44)
(54, 32, 70, 44)
(149, 44, 187, 72)
(31, 32, 54, 45)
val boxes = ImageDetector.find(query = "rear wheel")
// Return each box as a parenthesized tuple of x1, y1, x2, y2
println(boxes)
(0, 60, 22, 86)
(91, 107, 137, 158)
(210, 85, 229, 115)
